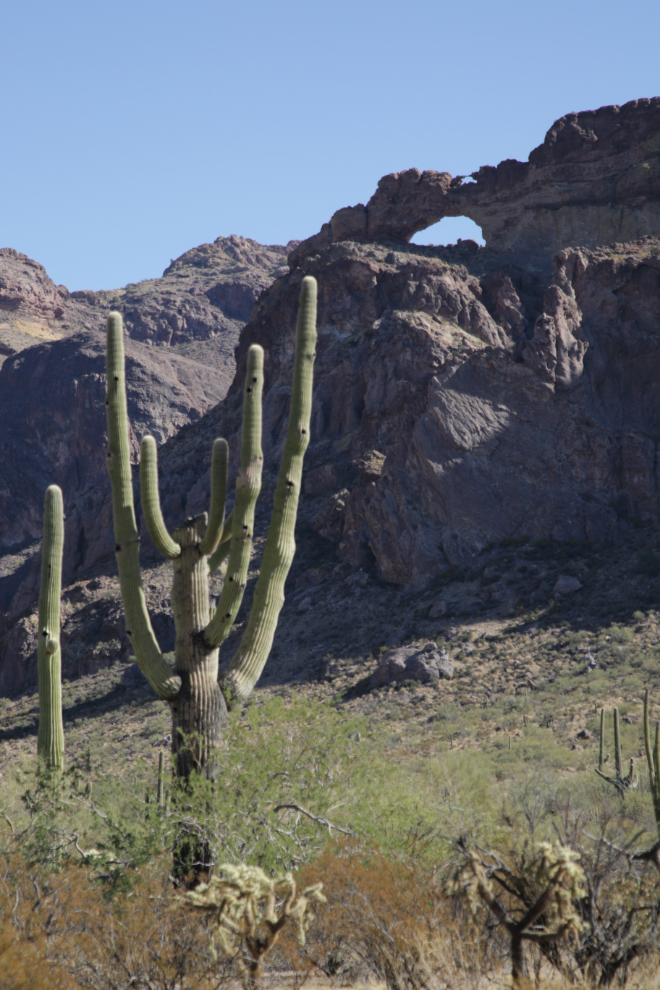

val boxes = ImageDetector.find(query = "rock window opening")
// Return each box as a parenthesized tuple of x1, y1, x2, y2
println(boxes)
(411, 216, 485, 248)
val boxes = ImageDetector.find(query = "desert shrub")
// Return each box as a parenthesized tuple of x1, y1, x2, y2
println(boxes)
(289, 842, 500, 990)
(0, 853, 224, 990)
(0, 917, 75, 990)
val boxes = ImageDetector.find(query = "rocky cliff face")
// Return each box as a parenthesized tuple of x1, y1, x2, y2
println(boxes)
(156, 100, 660, 591)
(0, 331, 225, 564)
(291, 98, 660, 272)
(155, 233, 660, 589)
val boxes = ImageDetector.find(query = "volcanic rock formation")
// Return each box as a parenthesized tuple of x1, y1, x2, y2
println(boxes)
(291, 98, 660, 272)
(156, 100, 660, 589)
(0, 233, 296, 556)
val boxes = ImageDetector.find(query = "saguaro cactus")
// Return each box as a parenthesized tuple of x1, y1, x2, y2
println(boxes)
(37, 485, 65, 770)
(105, 277, 317, 779)
(595, 706, 635, 795)
(643, 690, 660, 834)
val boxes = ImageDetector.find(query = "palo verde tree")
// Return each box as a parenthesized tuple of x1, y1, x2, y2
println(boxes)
(105, 276, 317, 781)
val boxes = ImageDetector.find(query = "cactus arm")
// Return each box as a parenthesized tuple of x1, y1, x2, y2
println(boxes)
(157, 750, 165, 807)
(106, 312, 181, 701)
(613, 708, 622, 781)
(140, 436, 181, 559)
(199, 439, 229, 557)
(203, 346, 264, 648)
(221, 276, 317, 704)
(595, 706, 636, 795)
(37, 485, 65, 770)
(207, 511, 233, 574)
(643, 692, 660, 831)
(599, 708, 605, 771)
(644, 690, 655, 786)
(595, 767, 627, 795)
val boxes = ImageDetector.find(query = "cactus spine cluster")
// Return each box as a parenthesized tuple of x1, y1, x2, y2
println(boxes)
(105, 277, 317, 778)
(36, 485, 65, 770)
(595, 706, 635, 794)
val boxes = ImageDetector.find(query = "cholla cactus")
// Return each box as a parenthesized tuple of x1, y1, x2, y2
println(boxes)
(184, 863, 325, 988)
(450, 842, 586, 988)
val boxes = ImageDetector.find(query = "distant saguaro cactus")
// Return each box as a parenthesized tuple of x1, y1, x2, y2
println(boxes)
(37, 485, 65, 770)
(105, 277, 317, 780)
(595, 706, 635, 795)
(643, 689, 660, 834)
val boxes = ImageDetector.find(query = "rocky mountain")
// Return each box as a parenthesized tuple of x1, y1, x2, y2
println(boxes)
(0, 236, 296, 692)
(156, 99, 660, 592)
(0, 235, 295, 370)
(2, 97, 660, 698)
(0, 233, 296, 551)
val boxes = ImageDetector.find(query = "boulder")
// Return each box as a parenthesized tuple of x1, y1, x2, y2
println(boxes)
(369, 644, 454, 688)
(554, 575, 583, 595)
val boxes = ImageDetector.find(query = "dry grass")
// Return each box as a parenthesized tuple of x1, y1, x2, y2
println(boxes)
(0, 842, 659, 990)
(0, 854, 227, 990)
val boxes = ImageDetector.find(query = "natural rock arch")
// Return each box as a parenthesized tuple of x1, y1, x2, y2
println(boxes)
(290, 98, 660, 273)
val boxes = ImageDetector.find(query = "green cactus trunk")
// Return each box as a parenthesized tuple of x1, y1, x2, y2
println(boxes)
(104, 277, 317, 784)
(643, 690, 660, 834)
(157, 750, 165, 806)
(169, 514, 226, 779)
(37, 485, 65, 770)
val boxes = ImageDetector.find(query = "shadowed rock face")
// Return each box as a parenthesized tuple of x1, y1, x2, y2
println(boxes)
(0, 331, 225, 573)
(290, 98, 660, 272)
(157, 232, 660, 589)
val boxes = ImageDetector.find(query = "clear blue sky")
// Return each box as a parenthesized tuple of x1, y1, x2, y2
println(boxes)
(2, 0, 659, 291)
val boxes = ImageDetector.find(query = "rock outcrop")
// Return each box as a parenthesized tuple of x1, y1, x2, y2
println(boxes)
(0, 235, 296, 374)
(369, 642, 454, 687)
(69, 235, 296, 369)
(290, 98, 660, 272)
(156, 228, 660, 590)
(0, 233, 295, 562)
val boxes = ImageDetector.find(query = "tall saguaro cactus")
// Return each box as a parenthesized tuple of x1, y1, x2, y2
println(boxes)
(643, 689, 660, 834)
(37, 485, 65, 770)
(105, 277, 317, 779)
